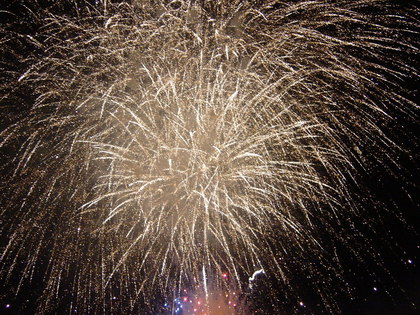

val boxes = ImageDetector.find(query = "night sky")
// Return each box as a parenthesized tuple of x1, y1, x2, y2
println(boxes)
(0, 1, 418, 314)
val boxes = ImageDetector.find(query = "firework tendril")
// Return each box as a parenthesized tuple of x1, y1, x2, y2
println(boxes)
(0, 0, 418, 313)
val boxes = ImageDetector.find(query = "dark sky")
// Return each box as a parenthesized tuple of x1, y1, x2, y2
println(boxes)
(0, 1, 418, 314)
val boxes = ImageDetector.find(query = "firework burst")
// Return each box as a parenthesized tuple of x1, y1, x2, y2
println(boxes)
(0, 0, 418, 313)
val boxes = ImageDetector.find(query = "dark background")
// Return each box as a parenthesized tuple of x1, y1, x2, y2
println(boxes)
(0, 0, 418, 314)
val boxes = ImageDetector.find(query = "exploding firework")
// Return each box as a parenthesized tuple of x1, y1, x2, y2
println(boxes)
(0, 0, 418, 314)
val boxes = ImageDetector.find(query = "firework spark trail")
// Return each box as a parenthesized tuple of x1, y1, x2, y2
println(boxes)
(0, 0, 418, 313)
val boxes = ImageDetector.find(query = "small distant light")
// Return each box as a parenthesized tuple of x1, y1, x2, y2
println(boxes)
(164, 303, 168, 307)
(373, 287, 378, 291)
(408, 259, 412, 264)
(183, 296, 188, 302)
(299, 302, 304, 307)
(5, 304, 10, 308)
(197, 301, 201, 305)
(222, 273, 228, 278)
(112, 296, 116, 300)
(228, 301, 231, 305)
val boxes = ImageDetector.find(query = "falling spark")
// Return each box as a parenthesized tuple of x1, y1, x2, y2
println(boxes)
(249, 269, 264, 283)
(203, 264, 208, 302)
(248, 268, 265, 290)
